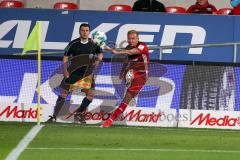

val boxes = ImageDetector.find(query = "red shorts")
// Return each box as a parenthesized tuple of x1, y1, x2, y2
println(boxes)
(125, 69, 148, 97)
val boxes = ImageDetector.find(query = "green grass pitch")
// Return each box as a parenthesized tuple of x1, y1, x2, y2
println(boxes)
(1, 122, 240, 160)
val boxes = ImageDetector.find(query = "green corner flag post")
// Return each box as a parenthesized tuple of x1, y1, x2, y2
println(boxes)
(22, 22, 42, 125)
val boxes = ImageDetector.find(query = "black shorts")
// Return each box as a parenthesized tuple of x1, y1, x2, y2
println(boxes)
(59, 70, 95, 91)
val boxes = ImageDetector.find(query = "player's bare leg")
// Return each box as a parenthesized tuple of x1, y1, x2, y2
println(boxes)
(74, 89, 94, 124)
(101, 70, 147, 128)
(47, 89, 69, 122)
(102, 92, 133, 128)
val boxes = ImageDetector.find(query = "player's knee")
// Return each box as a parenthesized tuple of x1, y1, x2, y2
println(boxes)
(123, 92, 134, 104)
(61, 90, 69, 98)
(62, 94, 68, 98)
(86, 95, 94, 101)
(60, 93, 67, 99)
(86, 91, 94, 101)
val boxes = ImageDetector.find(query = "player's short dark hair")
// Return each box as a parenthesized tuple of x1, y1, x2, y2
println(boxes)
(79, 23, 90, 30)
(127, 30, 139, 37)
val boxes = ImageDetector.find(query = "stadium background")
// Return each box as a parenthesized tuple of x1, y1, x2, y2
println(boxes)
(9, 0, 232, 10)
(0, 1, 240, 130)
(0, 1, 240, 160)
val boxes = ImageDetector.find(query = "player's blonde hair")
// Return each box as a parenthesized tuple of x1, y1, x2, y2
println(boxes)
(127, 30, 139, 37)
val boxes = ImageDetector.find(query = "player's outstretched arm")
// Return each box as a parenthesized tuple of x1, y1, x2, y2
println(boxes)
(125, 48, 140, 55)
(104, 46, 140, 55)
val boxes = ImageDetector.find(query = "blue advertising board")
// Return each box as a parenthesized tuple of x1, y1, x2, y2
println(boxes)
(0, 58, 183, 110)
(0, 8, 239, 62)
(0, 58, 239, 111)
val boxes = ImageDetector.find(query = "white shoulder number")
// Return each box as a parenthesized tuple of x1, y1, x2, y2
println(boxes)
(138, 45, 145, 51)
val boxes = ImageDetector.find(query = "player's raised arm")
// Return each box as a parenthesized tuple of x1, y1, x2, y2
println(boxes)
(109, 48, 140, 55)
(93, 43, 103, 66)
(104, 44, 140, 55)
(63, 56, 69, 78)
(93, 52, 103, 66)
(97, 52, 103, 61)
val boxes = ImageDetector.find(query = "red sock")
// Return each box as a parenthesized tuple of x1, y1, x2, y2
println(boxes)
(109, 102, 128, 121)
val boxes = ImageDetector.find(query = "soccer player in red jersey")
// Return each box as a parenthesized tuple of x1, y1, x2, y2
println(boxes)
(102, 30, 149, 128)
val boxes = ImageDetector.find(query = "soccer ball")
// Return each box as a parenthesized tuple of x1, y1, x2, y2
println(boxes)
(92, 31, 107, 48)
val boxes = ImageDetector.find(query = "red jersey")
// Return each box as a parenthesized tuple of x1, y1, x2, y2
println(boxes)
(125, 42, 149, 73)
(186, 3, 217, 14)
(232, 4, 240, 15)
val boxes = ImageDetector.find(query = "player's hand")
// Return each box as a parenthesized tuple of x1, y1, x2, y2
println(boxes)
(104, 45, 118, 54)
(93, 60, 99, 67)
(103, 45, 112, 51)
(111, 49, 118, 54)
(64, 71, 69, 78)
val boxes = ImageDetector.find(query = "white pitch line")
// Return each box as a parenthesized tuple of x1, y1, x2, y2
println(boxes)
(5, 125, 44, 160)
(26, 147, 240, 154)
(47, 124, 240, 133)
